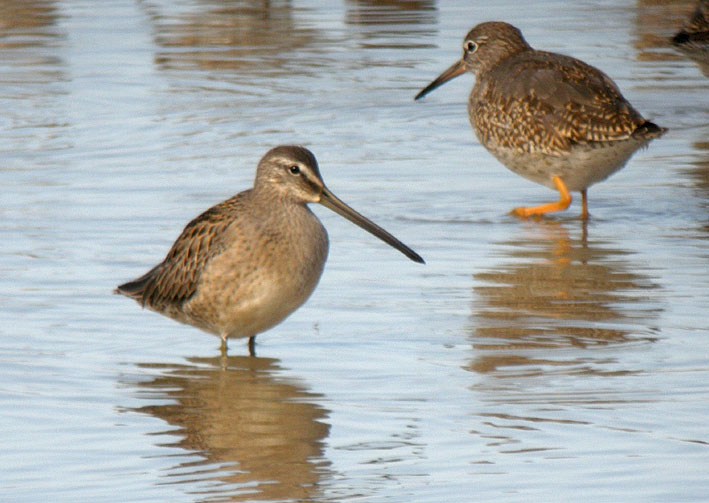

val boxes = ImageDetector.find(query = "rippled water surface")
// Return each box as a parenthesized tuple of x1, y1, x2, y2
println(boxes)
(2, 0, 708, 501)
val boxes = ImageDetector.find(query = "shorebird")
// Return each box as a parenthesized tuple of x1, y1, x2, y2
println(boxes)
(116, 146, 424, 355)
(415, 21, 666, 218)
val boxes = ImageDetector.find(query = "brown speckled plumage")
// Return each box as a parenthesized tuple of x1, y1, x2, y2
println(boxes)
(416, 21, 666, 217)
(116, 146, 423, 355)
(126, 194, 247, 310)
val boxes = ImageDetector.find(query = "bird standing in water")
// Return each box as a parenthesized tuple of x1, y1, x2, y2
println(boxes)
(415, 21, 666, 218)
(116, 146, 424, 355)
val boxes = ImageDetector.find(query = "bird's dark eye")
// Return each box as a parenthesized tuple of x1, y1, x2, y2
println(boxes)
(289, 165, 301, 175)
(465, 41, 477, 53)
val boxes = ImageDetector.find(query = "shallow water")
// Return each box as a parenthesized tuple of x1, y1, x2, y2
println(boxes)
(2, 0, 708, 501)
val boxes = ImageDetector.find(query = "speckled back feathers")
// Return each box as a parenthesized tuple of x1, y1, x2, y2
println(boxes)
(466, 23, 664, 156)
(116, 193, 249, 311)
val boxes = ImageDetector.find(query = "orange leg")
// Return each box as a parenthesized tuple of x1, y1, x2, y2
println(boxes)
(511, 175, 571, 218)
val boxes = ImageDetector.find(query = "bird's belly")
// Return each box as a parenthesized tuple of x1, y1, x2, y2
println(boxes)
(482, 139, 649, 192)
(183, 224, 328, 339)
(213, 277, 315, 339)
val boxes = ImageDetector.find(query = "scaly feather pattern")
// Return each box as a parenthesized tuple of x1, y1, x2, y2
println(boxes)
(117, 193, 248, 310)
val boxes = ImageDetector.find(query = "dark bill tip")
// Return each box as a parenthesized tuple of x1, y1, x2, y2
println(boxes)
(320, 188, 425, 264)
(414, 59, 467, 101)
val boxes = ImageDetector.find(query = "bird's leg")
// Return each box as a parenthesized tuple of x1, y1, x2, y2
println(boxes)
(511, 175, 571, 217)
(220, 334, 228, 355)
(248, 335, 256, 357)
(580, 189, 589, 220)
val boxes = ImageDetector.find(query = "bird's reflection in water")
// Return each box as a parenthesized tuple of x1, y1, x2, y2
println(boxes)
(468, 219, 662, 376)
(344, 0, 437, 48)
(140, 0, 323, 75)
(670, 0, 709, 76)
(129, 355, 331, 502)
(683, 136, 709, 234)
(632, 1, 697, 61)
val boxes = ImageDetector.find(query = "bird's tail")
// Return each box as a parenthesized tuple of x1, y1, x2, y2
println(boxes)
(633, 121, 667, 140)
(114, 266, 158, 305)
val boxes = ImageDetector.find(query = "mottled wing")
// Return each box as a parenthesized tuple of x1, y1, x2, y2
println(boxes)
(474, 51, 646, 154)
(117, 192, 248, 311)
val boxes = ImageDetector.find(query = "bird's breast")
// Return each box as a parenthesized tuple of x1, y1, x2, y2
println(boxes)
(183, 206, 328, 338)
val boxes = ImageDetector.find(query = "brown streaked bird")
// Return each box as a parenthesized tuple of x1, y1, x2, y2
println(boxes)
(115, 146, 424, 355)
(415, 21, 666, 218)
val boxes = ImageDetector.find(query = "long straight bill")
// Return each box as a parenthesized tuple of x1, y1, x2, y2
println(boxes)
(319, 187, 424, 264)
